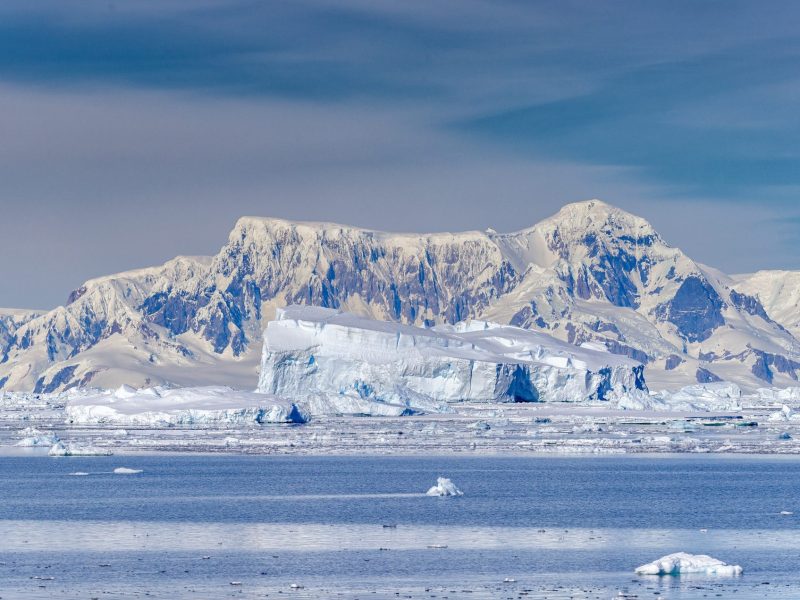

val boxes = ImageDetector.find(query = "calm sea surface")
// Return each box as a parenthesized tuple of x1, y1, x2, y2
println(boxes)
(1, 454, 799, 599)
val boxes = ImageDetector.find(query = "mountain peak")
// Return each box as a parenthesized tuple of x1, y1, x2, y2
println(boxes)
(538, 199, 662, 248)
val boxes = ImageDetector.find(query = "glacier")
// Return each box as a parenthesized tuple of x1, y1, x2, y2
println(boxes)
(257, 306, 647, 414)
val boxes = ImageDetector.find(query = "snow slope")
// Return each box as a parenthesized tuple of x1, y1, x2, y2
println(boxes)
(257, 306, 647, 412)
(1, 200, 799, 392)
(733, 270, 800, 339)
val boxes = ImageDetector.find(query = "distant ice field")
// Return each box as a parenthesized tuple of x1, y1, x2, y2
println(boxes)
(1, 455, 800, 598)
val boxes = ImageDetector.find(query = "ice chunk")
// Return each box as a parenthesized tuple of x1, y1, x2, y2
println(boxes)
(48, 441, 111, 456)
(113, 467, 143, 474)
(769, 405, 795, 422)
(635, 552, 742, 576)
(426, 477, 463, 497)
(620, 383, 743, 412)
(15, 427, 59, 447)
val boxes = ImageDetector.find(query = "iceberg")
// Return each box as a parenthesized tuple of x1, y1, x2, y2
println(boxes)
(622, 383, 744, 412)
(15, 427, 59, 447)
(258, 306, 647, 414)
(635, 553, 742, 576)
(48, 441, 111, 456)
(426, 477, 463, 497)
(113, 467, 143, 474)
(65, 385, 308, 426)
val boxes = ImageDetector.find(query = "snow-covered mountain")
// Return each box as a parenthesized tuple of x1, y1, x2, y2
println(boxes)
(1, 199, 798, 392)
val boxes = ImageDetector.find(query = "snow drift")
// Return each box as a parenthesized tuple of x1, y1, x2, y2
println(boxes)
(258, 306, 647, 413)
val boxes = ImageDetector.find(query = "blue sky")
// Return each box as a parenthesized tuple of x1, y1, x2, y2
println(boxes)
(1, 0, 799, 307)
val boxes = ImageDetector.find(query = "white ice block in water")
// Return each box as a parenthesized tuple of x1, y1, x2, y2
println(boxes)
(113, 467, 143, 474)
(15, 427, 59, 447)
(65, 385, 308, 426)
(258, 306, 647, 415)
(48, 441, 111, 457)
(635, 552, 742, 576)
(426, 477, 463, 497)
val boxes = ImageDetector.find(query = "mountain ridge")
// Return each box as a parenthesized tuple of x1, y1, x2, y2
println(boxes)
(1, 199, 798, 393)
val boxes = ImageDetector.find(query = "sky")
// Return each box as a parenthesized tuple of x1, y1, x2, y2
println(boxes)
(2, 0, 800, 308)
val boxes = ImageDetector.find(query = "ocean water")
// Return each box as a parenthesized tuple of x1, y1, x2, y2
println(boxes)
(1, 454, 799, 599)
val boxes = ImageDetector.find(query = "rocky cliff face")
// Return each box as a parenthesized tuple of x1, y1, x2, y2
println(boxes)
(1, 200, 798, 392)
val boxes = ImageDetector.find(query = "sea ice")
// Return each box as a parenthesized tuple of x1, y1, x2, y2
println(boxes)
(113, 467, 143, 474)
(426, 477, 463, 497)
(635, 552, 742, 576)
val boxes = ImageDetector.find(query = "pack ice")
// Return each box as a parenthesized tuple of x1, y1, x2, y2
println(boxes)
(635, 553, 743, 576)
(258, 306, 647, 415)
(65, 385, 308, 426)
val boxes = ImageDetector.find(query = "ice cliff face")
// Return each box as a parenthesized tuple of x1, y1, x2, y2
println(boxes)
(1, 200, 799, 392)
(257, 306, 647, 414)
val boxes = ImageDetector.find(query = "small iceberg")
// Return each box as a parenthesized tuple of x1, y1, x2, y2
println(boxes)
(48, 441, 111, 456)
(15, 427, 59, 447)
(426, 477, 463, 497)
(635, 552, 742, 576)
(113, 467, 143, 474)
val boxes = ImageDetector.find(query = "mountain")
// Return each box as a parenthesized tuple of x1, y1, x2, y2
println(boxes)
(1, 199, 798, 392)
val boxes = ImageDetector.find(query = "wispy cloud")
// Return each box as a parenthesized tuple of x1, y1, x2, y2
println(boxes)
(1, 0, 800, 306)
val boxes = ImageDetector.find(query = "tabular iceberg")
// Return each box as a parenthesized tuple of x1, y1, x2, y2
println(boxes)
(635, 553, 743, 576)
(258, 306, 647, 414)
(65, 385, 308, 426)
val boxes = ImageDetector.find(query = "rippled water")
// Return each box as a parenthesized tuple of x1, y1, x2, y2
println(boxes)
(1, 454, 799, 598)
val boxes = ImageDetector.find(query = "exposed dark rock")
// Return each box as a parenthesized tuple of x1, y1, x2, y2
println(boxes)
(665, 355, 683, 370)
(655, 276, 725, 342)
(696, 367, 722, 383)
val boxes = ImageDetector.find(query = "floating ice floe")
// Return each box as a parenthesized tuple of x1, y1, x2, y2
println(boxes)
(48, 441, 111, 456)
(426, 477, 463, 497)
(113, 467, 143, 474)
(65, 385, 308, 426)
(635, 552, 742, 576)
